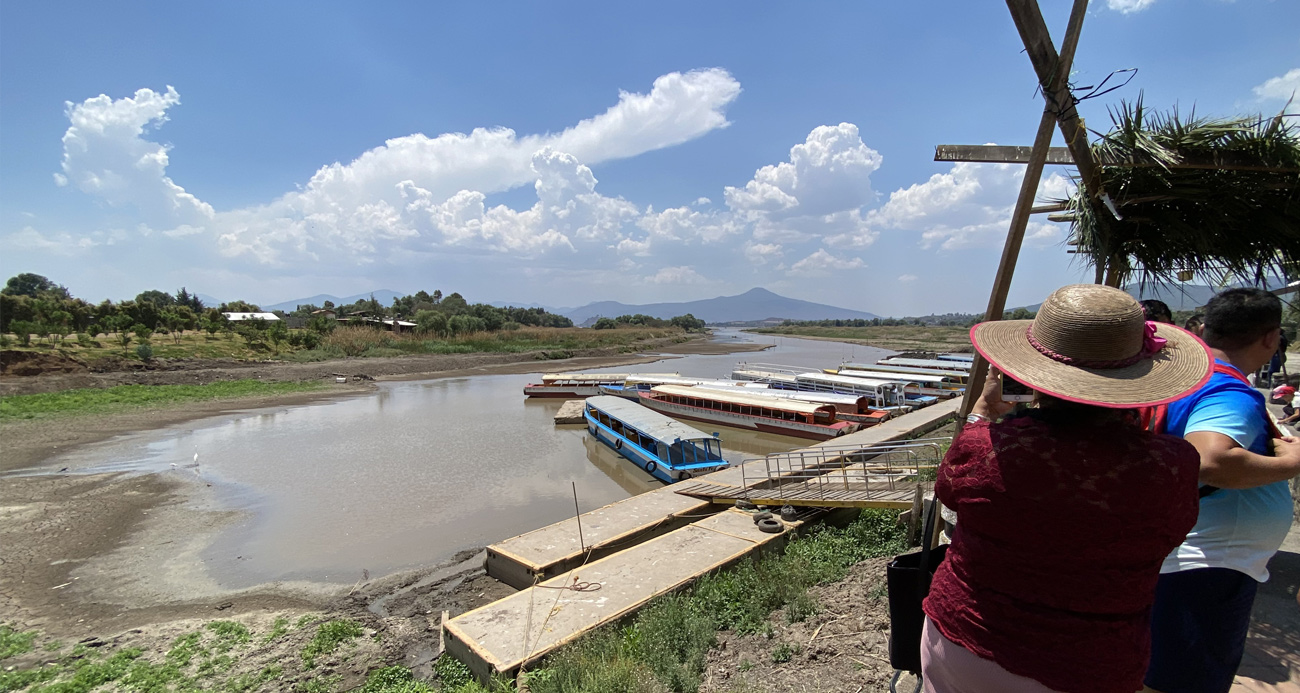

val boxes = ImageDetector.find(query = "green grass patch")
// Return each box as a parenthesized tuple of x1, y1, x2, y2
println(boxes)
(517, 509, 908, 693)
(300, 620, 363, 669)
(0, 624, 37, 659)
(0, 380, 325, 421)
(262, 617, 290, 644)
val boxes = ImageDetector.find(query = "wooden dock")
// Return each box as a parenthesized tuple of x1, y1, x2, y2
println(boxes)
(447, 509, 793, 682)
(453, 398, 961, 681)
(553, 400, 587, 425)
(485, 489, 718, 589)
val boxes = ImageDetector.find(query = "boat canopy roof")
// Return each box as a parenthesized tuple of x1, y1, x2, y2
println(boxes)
(796, 372, 906, 390)
(544, 372, 679, 382)
(833, 368, 950, 386)
(731, 368, 799, 383)
(585, 396, 715, 442)
(624, 375, 767, 388)
(696, 384, 868, 408)
(878, 357, 973, 371)
(938, 353, 974, 361)
(840, 363, 969, 379)
(651, 384, 830, 415)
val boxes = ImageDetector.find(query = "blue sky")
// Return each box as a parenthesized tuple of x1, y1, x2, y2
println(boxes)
(1, 1, 1296, 316)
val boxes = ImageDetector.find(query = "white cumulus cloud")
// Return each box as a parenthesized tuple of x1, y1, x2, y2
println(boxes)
(1106, 0, 1157, 13)
(787, 249, 865, 277)
(647, 265, 709, 285)
(58, 86, 214, 227)
(898, 274, 918, 283)
(1254, 68, 1300, 102)
(868, 161, 1073, 251)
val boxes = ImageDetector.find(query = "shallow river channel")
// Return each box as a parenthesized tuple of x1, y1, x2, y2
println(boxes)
(32, 330, 889, 589)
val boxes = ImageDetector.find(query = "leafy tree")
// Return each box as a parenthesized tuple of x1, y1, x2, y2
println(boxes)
(2, 273, 68, 299)
(9, 320, 35, 346)
(266, 320, 289, 353)
(306, 314, 336, 335)
(135, 290, 176, 307)
(593, 317, 617, 330)
(415, 310, 448, 337)
(132, 324, 153, 342)
(219, 300, 261, 312)
(136, 344, 153, 362)
(117, 330, 133, 354)
(670, 314, 706, 331)
(174, 287, 204, 312)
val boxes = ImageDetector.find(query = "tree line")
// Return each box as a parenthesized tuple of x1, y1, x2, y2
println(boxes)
(591, 313, 707, 331)
(0, 273, 579, 348)
(777, 308, 1035, 329)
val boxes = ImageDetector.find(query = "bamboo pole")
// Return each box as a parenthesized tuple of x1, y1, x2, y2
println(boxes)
(961, 0, 1089, 418)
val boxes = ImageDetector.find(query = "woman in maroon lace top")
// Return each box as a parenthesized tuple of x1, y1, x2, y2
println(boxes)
(920, 285, 1213, 693)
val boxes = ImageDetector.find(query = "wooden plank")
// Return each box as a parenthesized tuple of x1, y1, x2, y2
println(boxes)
(936, 144, 1300, 172)
(936, 144, 1074, 165)
(446, 509, 791, 681)
(485, 487, 718, 589)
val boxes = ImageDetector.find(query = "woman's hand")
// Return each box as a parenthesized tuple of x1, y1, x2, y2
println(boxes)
(972, 367, 1018, 421)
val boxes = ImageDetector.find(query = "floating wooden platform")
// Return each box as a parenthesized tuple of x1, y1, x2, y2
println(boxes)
(485, 489, 718, 589)
(553, 399, 587, 425)
(447, 509, 792, 682)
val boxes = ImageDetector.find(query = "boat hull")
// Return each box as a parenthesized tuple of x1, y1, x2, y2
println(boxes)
(523, 385, 604, 398)
(637, 394, 855, 441)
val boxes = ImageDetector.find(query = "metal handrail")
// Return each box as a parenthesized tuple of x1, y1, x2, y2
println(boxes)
(738, 437, 951, 504)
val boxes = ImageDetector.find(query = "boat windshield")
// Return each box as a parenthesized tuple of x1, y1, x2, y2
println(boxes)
(667, 438, 723, 467)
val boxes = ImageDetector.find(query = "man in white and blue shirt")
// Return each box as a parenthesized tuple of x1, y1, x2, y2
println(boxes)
(1146, 288, 1300, 693)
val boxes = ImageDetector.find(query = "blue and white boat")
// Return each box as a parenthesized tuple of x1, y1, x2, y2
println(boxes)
(584, 395, 729, 483)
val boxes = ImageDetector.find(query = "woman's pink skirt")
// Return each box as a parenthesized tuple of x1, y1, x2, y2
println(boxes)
(921, 617, 1061, 693)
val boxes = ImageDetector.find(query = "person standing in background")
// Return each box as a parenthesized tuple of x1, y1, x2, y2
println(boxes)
(1145, 288, 1300, 693)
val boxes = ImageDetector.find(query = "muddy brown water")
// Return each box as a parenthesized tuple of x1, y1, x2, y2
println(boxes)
(15, 331, 889, 590)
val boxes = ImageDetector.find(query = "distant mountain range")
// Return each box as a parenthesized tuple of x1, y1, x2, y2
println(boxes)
(563, 288, 878, 325)
(261, 290, 405, 313)
(1023, 281, 1289, 313)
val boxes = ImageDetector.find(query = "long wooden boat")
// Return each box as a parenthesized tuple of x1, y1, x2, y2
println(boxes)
(637, 384, 860, 441)
(877, 357, 973, 372)
(835, 362, 970, 386)
(523, 372, 678, 398)
(832, 365, 964, 396)
(584, 395, 729, 483)
(687, 384, 891, 425)
(601, 375, 769, 400)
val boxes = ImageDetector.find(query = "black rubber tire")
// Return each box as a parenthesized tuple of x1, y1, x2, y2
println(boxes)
(614, 439, 622, 450)
(752, 511, 773, 523)
(678, 470, 692, 481)
(735, 500, 756, 511)
(756, 517, 784, 534)
(780, 505, 799, 522)
(645, 461, 657, 475)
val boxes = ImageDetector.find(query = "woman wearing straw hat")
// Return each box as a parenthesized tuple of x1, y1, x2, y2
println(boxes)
(920, 284, 1213, 693)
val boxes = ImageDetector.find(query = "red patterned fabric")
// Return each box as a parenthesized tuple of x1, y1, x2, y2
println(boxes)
(922, 415, 1200, 693)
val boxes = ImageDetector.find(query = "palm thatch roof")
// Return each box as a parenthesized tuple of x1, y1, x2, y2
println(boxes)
(1062, 98, 1300, 289)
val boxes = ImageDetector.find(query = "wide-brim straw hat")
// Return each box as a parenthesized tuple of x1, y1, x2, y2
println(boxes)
(970, 284, 1212, 408)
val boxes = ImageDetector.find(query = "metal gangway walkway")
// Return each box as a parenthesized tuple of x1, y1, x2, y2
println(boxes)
(674, 437, 948, 509)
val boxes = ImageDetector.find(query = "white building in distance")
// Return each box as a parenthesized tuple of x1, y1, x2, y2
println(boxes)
(222, 312, 281, 322)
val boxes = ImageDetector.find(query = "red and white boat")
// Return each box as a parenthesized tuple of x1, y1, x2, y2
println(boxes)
(523, 372, 678, 398)
(637, 384, 861, 441)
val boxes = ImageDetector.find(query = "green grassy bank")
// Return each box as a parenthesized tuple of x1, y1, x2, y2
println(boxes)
(0, 380, 327, 421)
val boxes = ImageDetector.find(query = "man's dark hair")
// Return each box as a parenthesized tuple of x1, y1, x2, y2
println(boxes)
(1139, 299, 1173, 324)
(1183, 313, 1204, 331)
(1202, 288, 1282, 350)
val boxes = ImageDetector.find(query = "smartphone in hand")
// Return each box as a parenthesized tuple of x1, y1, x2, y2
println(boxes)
(1000, 375, 1034, 403)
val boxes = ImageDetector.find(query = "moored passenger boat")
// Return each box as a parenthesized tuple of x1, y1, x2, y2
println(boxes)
(688, 384, 891, 425)
(524, 372, 678, 398)
(832, 365, 964, 396)
(877, 356, 973, 372)
(638, 384, 860, 441)
(583, 395, 729, 483)
(602, 375, 770, 399)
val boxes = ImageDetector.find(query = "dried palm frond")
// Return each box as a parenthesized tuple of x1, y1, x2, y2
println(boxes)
(1061, 96, 1300, 289)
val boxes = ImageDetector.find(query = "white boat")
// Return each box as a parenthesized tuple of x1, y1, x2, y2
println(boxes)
(638, 385, 860, 441)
